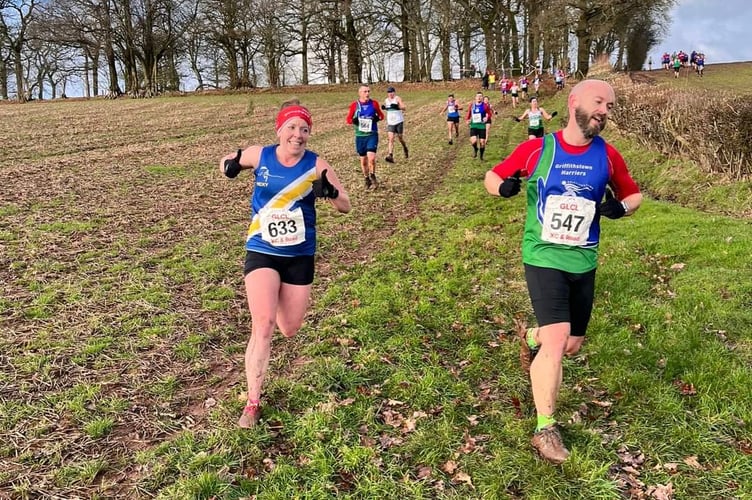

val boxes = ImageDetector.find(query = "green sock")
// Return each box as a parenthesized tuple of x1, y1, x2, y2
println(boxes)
(526, 328, 539, 349)
(535, 414, 556, 432)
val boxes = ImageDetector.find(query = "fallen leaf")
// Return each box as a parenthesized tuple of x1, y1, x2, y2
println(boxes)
(647, 482, 674, 500)
(662, 462, 679, 473)
(460, 433, 477, 454)
(416, 466, 432, 479)
(683, 456, 702, 469)
(442, 460, 457, 474)
(451, 471, 474, 489)
(402, 417, 417, 433)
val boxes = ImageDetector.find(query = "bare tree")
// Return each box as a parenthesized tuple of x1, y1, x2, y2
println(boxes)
(112, 0, 198, 96)
(0, 8, 10, 99)
(202, 0, 260, 89)
(307, 0, 343, 83)
(37, 0, 119, 97)
(0, 0, 39, 101)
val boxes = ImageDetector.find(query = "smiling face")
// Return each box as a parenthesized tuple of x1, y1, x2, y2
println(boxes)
(276, 117, 311, 155)
(570, 80, 615, 140)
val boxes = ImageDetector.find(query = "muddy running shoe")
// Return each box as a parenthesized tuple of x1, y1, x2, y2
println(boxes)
(473, 150, 477, 158)
(403, 145, 409, 159)
(238, 401, 261, 428)
(449, 139, 453, 145)
(369, 173, 379, 189)
(531, 425, 570, 464)
(364, 176, 372, 189)
(385, 154, 395, 163)
(515, 318, 539, 373)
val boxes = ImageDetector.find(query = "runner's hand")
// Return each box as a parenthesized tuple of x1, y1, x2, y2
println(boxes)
(312, 169, 339, 199)
(223, 149, 242, 178)
(599, 187, 626, 219)
(498, 170, 522, 198)
(551, 111, 558, 117)
(512, 116, 520, 122)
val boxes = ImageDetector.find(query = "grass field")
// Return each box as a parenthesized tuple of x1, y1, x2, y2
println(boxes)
(1, 63, 751, 499)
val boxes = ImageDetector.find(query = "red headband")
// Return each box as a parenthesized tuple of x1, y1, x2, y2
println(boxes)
(275, 105, 312, 133)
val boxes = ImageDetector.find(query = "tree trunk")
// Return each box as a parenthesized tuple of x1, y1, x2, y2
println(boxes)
(575, 33, 590, 77)
(300, 22, 309, 85)
(83, 51, 91, 97)
(12, 47, 25, 102)
(91, 50, 100, 96)
(343, 0, 361, 83)
(48, 75, 56, 99)
(574, 6, 594, 77)
(400, 6, 411, 81)
(440, 30, 450, 80)
(0, 58, 8, 99)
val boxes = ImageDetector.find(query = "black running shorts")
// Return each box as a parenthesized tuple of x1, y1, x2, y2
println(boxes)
(523, 264, 596, 336)
(244, 251, 315, 285)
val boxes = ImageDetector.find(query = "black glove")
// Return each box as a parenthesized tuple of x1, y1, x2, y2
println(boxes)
(312, 169, 339, 199)
(381, 104, 387, 110)
(223, 149, 242, 178)
(352, 117, 360, 126)
(498, 170, 522, 198)
(390, 103, 400, 110)
(513, 116, 521, 122)
(599, 187, 626, 219)
(551, 111, 558, 117)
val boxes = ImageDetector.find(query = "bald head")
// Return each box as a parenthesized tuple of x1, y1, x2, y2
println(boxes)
(564, 79, 616, 143)
(569, 79, 615, 108)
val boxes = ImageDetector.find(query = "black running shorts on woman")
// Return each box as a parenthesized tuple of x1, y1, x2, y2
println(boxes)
(244, 251, 315, 285)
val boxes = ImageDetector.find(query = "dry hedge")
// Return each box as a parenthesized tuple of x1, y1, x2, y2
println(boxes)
(606, 74, 752, 179)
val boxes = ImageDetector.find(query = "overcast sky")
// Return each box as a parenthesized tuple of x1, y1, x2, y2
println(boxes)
(651, 0, 752, 64)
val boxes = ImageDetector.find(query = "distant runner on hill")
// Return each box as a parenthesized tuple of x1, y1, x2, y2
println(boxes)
(382, 86, 409, 165)
(514, 96, 557, 140)
(466, 91, 490, 160)
(483, 95, 497, 144)
(441, 93, 462, 144)
(695, 53, 705, 77)
(662, 52, 671, 70)
(345, 85, 385, 189)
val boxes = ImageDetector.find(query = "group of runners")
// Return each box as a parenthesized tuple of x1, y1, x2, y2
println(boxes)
(438, 87, 559, 159)
(660, 50, 706, 77)
(219, 76, 643, 466)
(344, 85, 410, 189)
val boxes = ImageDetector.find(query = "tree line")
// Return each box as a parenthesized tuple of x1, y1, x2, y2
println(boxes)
(0, 0, 674, 101)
